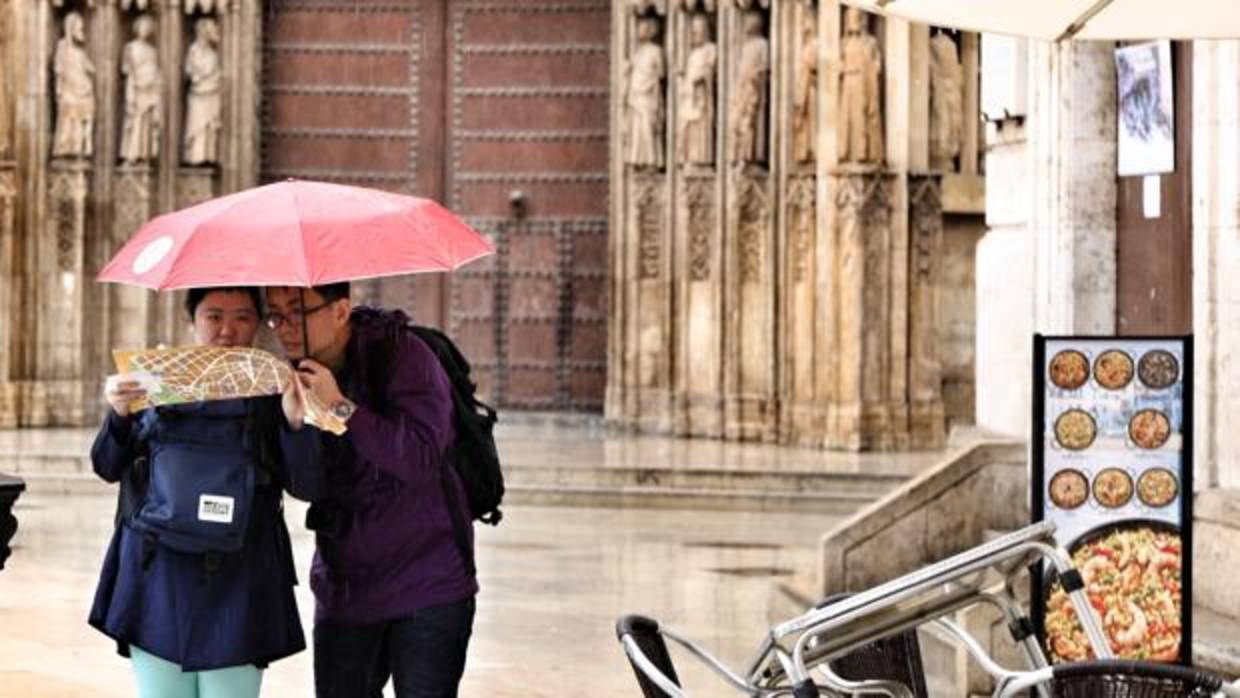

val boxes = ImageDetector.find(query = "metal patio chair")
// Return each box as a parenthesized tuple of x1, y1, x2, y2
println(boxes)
(617, 521, 1113, 697)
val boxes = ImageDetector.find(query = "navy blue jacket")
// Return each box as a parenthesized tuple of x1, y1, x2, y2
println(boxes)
(88, 398, 323, 671)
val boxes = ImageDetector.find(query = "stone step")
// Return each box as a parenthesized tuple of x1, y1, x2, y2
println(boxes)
(11, 473, 880, 515)
(507, 483, 876, 514)
(505, 463, 904, 497)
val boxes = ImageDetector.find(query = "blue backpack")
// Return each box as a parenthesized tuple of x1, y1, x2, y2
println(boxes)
(129, 399, 264, 555)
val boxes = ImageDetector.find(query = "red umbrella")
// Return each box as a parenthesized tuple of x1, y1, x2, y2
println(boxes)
(97, 179, 494, 290)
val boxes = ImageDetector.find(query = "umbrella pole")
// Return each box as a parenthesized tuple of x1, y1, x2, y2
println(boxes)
(299, 287, 310, 364)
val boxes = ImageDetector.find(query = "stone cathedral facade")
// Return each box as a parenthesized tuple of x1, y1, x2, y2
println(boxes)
(0, 0, 985, 449)
(0, 0, 261, 427)
(606, 0, 985, 450)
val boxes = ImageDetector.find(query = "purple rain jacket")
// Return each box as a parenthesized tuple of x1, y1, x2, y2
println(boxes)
(309, 307, 477, 624)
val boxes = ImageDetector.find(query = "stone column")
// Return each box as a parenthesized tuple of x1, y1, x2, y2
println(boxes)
(0, 164, 14, 427)
(908, 175, 945, 446)
(609, 2, 674, 433)
(112, 165, 156, 352)
(1029, 40, 1117, 335)
(35, 162, 91, 425)
(1191, 40, 1240, 491)
(975, 39, 1115, 438)
(672, 3, 724, 437)
(722, 0, 776, 442)
(825, 170, 902, 450)
(779, 0, 822, 446)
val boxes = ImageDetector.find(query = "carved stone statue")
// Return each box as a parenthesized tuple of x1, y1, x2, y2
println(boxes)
(792, 15, 818, 163)
(52, 12, 96, 159)
(836, 8, 883, 164)
(678, 14, 716, 166)
(183, 18, 222, 166)
(119, 14, 162, 164)
(184, 0, 217, 14)
(624, 16, 665, 169)
(929, 31, 963, 171)
(729, 11, 768, 165)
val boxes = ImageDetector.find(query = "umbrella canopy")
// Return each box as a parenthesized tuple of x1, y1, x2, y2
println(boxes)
(841, 0, 1240, 41)
(97, 180, 494, 290)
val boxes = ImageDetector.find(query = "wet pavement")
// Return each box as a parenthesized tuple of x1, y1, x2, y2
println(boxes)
(0, 493, 839, 697)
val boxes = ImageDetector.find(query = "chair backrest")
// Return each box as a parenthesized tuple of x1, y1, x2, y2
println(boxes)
(1051, 660, 1224, 698)
(616, 615, 683, 698)
(817, 593, 930, 698)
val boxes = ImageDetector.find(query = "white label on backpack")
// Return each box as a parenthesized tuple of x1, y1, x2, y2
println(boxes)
(198, 495, 235, 524)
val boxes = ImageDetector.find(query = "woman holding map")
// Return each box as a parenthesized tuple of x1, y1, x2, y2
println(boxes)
(88, 286, 325, 698)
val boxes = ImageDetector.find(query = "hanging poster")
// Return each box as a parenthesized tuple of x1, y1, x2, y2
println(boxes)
(1116, 40, 1174, 176)
(1031, 335, 1192, 665)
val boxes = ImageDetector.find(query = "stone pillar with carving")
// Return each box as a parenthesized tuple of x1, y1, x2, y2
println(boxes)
(671, 1, 724, 436)
(721, 0, 776, 441)
(779, 0, 820, 445)
(35, 162, 91, 425)
(909, 175, 945, 447)
(609, 1, 675, 432)
(0, 162, 14, 427)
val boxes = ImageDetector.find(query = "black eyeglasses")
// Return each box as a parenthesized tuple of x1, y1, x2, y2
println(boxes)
(264, 299, 336, 331)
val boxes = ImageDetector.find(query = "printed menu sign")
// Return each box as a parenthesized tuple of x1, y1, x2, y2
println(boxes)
(1032, 335, 1192, 665)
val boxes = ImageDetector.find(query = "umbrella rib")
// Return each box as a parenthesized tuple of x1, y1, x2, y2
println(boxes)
(288, 183, 313, 287)
(1055, 0, 1115, 41)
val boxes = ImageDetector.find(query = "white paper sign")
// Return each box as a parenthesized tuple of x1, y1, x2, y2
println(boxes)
(1116, 41, 1174, 176)
(1143, 175, 1161, 218)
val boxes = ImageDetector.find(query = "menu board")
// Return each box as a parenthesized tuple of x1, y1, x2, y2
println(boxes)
(1031, 335, 1192, 666)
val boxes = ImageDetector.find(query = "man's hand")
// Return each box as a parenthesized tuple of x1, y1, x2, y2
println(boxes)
(295, 358, 345, 410)
(103, 374, 146, 418)
(281, 368, 307, 430)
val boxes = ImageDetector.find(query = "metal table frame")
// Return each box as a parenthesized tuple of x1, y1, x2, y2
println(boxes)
(619, 521, 1115, 697)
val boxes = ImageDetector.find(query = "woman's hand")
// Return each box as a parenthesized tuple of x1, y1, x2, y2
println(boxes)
(281, 368, 307, 430)
(295, 359, 345, 410)
(103, 374, 147, 418)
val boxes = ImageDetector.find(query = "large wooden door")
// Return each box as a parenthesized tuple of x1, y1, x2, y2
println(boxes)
(260, 0, 609, 411)
(1116, 42, 1192, 335)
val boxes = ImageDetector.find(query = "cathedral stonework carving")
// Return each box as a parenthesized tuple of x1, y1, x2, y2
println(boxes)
(120, 14, 162, 165)
(736, 176, 766, 284)
(789, 176, 815, 284)
(624, 15, 666, 170)
(929, 31, 963, 171)
(837, 8, 883, 165)
(184, 17, 222, 166)
(729, 10, 768, 166)
(635, 179, 662, 279)
(685, 178, 713, 281)
(792, 5, 817, 164)
(678, 13, 716, 167)
(52, 12, 96, 159)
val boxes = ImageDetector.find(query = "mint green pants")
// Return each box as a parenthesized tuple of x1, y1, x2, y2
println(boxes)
(131, 645, 263, 698)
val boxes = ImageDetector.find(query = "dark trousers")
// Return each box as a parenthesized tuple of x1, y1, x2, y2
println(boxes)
(314, 597, 475, 698)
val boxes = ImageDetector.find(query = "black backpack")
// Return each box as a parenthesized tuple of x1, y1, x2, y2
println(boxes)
(408, 325, 505, 527)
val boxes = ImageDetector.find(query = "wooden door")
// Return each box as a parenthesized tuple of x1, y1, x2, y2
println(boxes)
(1116, 42, 1192, 335)
(260, 0, 609, 410)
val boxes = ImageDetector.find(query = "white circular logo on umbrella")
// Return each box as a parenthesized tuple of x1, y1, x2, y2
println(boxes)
(132, 235, 174, 275)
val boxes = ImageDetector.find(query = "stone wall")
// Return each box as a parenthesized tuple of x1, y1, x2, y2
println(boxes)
(0, 0, 260, 427)
(608, 0, 986, 451)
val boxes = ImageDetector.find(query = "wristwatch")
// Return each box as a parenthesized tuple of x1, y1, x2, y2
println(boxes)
(329, 398, 357, 422)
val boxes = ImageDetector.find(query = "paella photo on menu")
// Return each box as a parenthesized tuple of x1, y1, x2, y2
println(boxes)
(1032, 336, 1192, 665)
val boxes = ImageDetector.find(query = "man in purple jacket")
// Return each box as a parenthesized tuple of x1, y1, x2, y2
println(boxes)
(265, 283, 478, 698)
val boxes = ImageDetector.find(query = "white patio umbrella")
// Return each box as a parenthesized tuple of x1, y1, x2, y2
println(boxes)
(840, 0, 1240, 41)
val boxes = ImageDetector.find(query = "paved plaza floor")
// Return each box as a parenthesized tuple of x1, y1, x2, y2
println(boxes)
(0, 493, 839, 697)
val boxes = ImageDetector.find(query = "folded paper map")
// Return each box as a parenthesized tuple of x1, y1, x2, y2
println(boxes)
(112, 345, 347, 435)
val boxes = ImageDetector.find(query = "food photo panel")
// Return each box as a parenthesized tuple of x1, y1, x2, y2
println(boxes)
(1031, 335, 1192, 665)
